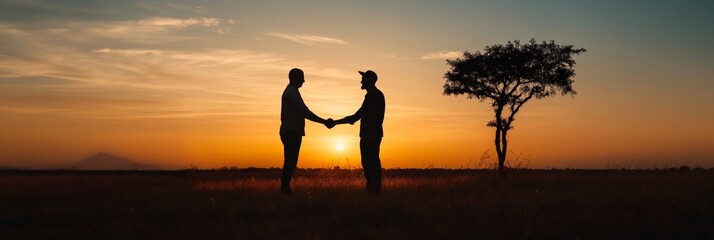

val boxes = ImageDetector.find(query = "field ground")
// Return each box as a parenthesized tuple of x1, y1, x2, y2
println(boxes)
(1, 169, 713, 239)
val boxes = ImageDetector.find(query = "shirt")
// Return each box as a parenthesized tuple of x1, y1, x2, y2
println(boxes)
(280, 84, 321, 136)
(345, 87, 385, 138)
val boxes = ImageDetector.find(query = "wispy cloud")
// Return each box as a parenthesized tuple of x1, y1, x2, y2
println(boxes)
(378, 54, 411, 60)
(140, 17, 220, 27)
(420, 51, 463, 60)
(1, 18, 362, 128)
(83, 17, 222, 38)
(0, 20, 292, 124)
(265, 32, 347, 46)
(166, 3, 209, 14)
(89, 48, 288, 84)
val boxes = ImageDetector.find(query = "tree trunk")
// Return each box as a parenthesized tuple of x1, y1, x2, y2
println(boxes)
(494, 126, 508, 176)
(493, 105, 507, 176)
(495, 130, 506, 175)
(494, 126, 502, 170)
(499, 128, 508, 176)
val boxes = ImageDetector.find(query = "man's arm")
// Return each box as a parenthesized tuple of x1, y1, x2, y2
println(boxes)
(293, 90, 327, 124)
(304, 107, 327, 124)
(334, 98, 366, 125)
(333, 111, 359, 125)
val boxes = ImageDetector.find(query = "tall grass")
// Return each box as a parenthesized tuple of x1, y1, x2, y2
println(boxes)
(1, 169, 713, 239)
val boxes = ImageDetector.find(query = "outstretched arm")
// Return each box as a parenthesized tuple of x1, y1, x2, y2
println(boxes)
(304, 109, 328, 124)
(292, 91, 328, 124)
(333, 116, 355, 125)
(333, 107, 362, 125)
(301, 103, 335, 129)
(334, 95, 368, 126)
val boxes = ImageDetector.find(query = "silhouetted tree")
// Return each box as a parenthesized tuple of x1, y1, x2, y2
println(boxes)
(443, 39, 586, 174)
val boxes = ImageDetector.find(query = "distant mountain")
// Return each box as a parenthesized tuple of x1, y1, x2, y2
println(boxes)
(75, 153, 144, 170)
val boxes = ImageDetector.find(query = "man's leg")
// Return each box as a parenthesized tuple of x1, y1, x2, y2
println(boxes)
(280, 133, 302, 194)
(373, 137, 382, 193)
(360, 138, 372, 193)
(372, 138, 382, 193)
(360, 137, 382, 194)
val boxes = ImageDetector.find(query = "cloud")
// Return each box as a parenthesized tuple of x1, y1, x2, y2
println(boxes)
(0, 16, 230, 56)
(84, 17, 222, 38)
(140, 17, 219, 27)
(0, 20, 290, 123)
(420, 51, 463, 60)
(265, 32, 347, 46)
(91, 48, 163, 55)
(378, 54, 411, 60)
(0, 17, 364, 144)
(1, 26, 353, 125)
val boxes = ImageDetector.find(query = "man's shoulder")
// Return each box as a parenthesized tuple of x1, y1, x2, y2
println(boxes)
(282, 85, 299, 97)
(368, 88, 384, 96)
(372, 88, 385, 100)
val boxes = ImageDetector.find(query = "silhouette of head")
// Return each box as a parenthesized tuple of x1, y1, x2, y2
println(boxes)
(289, 68, 305, 88)
(359, 70, 377, 90)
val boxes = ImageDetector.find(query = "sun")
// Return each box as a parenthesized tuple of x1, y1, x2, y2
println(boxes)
(335, 143, 345, 151)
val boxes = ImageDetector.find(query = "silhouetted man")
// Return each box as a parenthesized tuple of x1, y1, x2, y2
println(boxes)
(334, 70, 385, 195)
(280, 68, 333, 194)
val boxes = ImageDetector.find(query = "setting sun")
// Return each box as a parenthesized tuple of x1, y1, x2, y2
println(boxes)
(335, 143, 345, 152)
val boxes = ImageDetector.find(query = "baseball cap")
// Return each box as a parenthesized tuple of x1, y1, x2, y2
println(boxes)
(358, 70, 378, 81)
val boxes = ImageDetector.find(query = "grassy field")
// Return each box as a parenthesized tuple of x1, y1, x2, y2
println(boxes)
(1, 169, 713, 239)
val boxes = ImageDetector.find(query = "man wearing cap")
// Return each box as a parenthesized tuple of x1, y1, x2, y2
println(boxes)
(280, 68, 334, 194)
(333, 70, 385, 195)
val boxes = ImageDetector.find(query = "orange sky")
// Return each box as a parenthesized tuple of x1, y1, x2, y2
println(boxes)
(1, 1, 713, 169)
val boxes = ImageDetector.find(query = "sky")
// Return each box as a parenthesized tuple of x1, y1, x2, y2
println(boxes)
(1, 0, 713, 169)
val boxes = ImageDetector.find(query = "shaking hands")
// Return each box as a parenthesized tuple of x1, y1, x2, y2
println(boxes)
(324, 117, 357, 129)
(325, 118, 336, 129)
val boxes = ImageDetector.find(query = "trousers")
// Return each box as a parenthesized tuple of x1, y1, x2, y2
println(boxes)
(360, 137, 382, 194)
(280, 132, 302, 191)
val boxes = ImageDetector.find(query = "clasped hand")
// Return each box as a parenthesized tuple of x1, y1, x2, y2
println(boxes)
(324, 118, 356, 129)
(325, 118, 336, 129)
